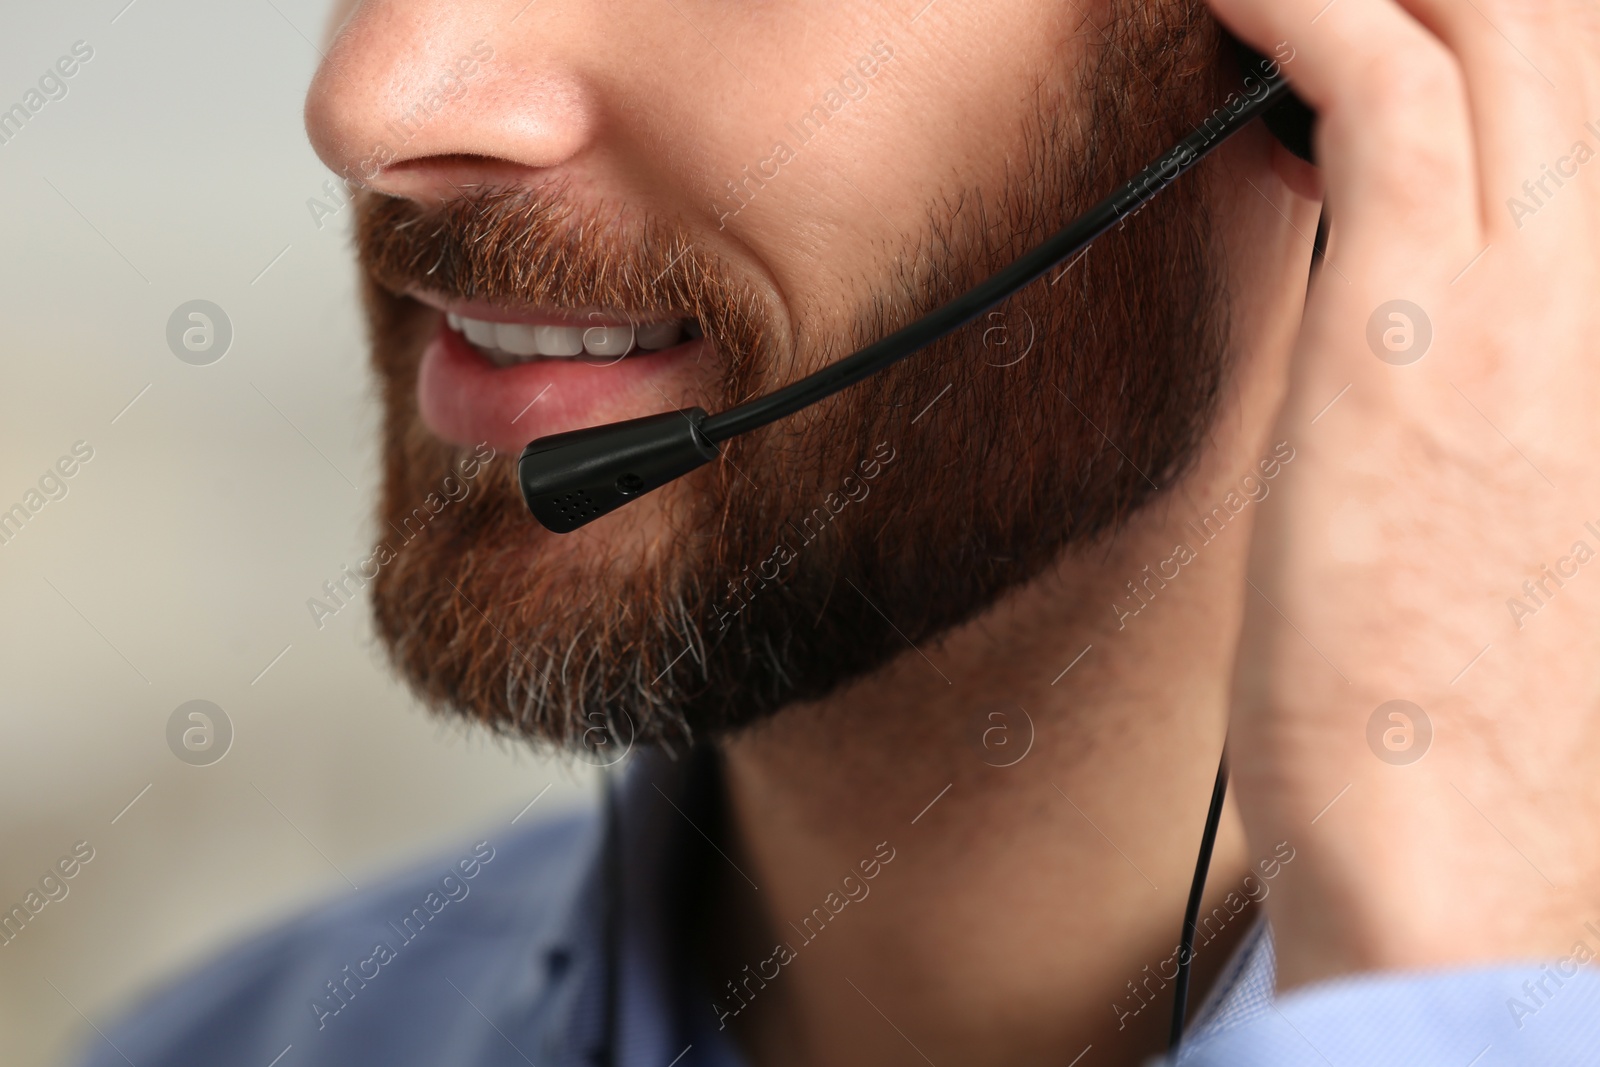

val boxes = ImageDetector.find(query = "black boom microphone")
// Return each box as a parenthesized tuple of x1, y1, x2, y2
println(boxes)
(518, 41, 1313, 534)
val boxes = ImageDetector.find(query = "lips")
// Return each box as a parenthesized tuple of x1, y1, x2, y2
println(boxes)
(412, 296, 709, 455)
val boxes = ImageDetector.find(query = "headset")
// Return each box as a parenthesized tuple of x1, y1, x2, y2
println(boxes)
(541, 36, 1319, 1061)
(516, 38, 1312, 535)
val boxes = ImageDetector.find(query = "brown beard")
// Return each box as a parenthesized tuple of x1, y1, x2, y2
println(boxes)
(357, 4, 1232, 756)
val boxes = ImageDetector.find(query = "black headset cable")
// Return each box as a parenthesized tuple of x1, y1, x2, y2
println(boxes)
(1168, 749, 1230, 1051)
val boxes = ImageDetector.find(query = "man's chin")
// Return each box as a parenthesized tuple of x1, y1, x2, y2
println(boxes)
(366, 447, 712, 751)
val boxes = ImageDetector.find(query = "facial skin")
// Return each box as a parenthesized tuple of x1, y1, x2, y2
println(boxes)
(305, 1, 1321, 1064)
(310, 0, 1242, 749)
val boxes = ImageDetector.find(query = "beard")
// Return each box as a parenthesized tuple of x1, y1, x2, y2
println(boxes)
(356, 2, 1232, 757)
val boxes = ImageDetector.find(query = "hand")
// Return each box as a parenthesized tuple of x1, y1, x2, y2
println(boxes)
(1215, 0, 1600, 988)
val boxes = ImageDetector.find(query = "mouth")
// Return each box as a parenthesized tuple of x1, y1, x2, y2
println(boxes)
(443, 307, 704, 366)
(411, 293, 711, 457)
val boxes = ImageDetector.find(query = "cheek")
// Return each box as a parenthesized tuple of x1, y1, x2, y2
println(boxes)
(703, 12, 1082, 352)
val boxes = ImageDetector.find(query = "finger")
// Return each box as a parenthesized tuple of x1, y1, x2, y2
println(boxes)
(1208, 0, 1483, 265)
(1397, 0, 1599, 242)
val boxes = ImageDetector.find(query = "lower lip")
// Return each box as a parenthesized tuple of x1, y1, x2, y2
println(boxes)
(416, 319, 707, 454)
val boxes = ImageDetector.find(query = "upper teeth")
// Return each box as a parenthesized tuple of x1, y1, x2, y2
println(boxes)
(447, 311, 690, 366)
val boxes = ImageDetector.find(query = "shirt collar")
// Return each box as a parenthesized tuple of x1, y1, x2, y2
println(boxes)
(542, 749, 1277, 1067)
(545, 746, 737, 1067)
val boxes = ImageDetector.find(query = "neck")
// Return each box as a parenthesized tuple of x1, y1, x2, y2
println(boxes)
(706, 140, 1318, 1067)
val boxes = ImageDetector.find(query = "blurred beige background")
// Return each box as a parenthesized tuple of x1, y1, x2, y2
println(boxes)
(0, 3, 595, 1065)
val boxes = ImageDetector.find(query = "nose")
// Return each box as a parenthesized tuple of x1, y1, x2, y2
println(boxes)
(303, 1, 600, 204)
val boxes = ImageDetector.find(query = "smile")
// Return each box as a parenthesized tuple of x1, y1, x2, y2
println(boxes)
(409, 294, 711, 457)
(446, 311, 704, 365)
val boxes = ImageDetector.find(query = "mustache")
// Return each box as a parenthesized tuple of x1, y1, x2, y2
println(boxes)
(354, 184, 778, 382)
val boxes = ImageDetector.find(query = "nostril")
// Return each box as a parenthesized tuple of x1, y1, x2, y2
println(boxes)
(358, 154, 547, 204)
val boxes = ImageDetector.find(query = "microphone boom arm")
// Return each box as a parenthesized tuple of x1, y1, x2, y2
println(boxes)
(519, 59, 1303, 533)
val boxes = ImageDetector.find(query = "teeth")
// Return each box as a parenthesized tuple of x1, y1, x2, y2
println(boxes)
(446, 313, 697, 364)
(583, 325, 635, 357)
(462, 317, 498, 347)
(496, 322, 539, 357)
(534, 325, 585, 357)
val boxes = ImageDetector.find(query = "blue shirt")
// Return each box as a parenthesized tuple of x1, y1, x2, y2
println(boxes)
(74, 750, 1600, 1066)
